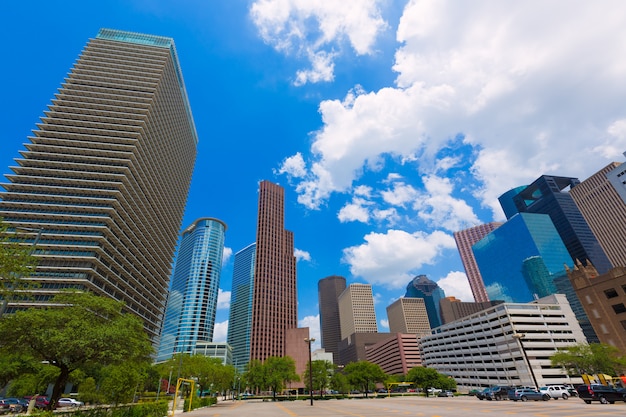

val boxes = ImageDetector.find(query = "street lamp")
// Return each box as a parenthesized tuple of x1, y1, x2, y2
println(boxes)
(304, 337, 315, 406)
(513, 333, 539, 390)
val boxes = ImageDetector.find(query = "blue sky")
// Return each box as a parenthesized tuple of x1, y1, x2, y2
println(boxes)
(2, 1, 626, 350)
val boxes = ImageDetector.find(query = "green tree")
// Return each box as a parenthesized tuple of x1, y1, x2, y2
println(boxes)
(303, 360, 334, 396)
(264, 356, 300, 399)
(0, 219, 38, 317)
(100, 363, 147, 405)
(406, 367, 448, 397)
(0, 291, 153, 409)
(156, 354, 235, 396)
(244, 359, 267, 394)
(78, 377, 103, 404)
(343, 361, 387, 398)
(330, 371, 349, 394)
(551, 342, 626, 376)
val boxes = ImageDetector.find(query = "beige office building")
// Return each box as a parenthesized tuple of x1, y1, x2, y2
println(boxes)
(338, 284, 378, 341)
(0, 29, 197, 342)
(386, 297, 431, 335)
(570, 162, 626, 268)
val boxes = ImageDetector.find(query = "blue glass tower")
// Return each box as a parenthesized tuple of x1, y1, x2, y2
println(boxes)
(499, 175, 612, 274)
(227, 243, 256, 373)
(405, 275, 445, 328)
(472, 212, 572, 302)
(156, 218, 226, 362)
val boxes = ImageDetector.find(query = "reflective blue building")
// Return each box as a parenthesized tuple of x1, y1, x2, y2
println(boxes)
(156, 218, 226, 362)
(227, 243, 256, 373)
(405, 275, 445, 328)
(499, 175, 612, 274)
(472, 212, 572, 302)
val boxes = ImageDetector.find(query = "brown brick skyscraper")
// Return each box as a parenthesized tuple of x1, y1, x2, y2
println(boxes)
(249, 181, 297, 361)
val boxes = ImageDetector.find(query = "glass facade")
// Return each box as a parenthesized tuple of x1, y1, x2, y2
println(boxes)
(473, 213, 572, 303)
(405, 275, 445, 328)
(227, 243, 256, 373)
(156, 218, 226, 362)
(505, 175, 612, 274)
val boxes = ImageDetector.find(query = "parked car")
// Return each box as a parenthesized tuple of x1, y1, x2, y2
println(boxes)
(438, 391, 454, 397)
(24, 396, 50, 409)
(476, 388, 492, 400)
(539, 385, 570, 399)
(508, 388, 550, 402)
(576, 384, 626, 404)
(484, 386, 512, 401)
(427, 387, 442, 395)
(0, 398, 27, 412)
(0, 400, 11, 415)
(57, 398, 84, 408)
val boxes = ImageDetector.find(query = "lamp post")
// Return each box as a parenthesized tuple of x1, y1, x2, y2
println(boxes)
(304, 337, 315, 406)
(513, 333, 539, 390)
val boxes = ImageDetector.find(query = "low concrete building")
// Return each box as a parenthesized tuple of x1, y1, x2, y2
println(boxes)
(194, 342, 233, 365)
(337, 332, 392, 365)
(284, 327, 311, 389)
(365, 333, 422, 375)
(420, 294, 585, 392)
(439, 296, 503, 324)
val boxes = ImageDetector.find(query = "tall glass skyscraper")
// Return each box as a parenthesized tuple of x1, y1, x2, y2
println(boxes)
(157, 218, 226, 362)
(0, 29, 197, 342)
(472, 213, 572, 302)
(405, 275, 445, 328)
(227, 243, 256, 373)
(500, 175, 612, 274)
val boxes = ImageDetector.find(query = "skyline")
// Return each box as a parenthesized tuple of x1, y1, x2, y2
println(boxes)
(2, 1, 626, 351)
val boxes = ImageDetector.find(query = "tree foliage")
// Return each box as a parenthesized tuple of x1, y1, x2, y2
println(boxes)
(302, 360, 334, 395)
(343, 361, 387, 398)
(551, 342, 626, 376)
(0, 219, 38, 316)
(243, 356, 300, 398)
(155, 354, 235, 395)
(0, 291, 153, 409)
(405, 366, 455, 396)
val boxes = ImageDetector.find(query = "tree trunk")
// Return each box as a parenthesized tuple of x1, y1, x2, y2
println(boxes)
(49, 364, 71, 410)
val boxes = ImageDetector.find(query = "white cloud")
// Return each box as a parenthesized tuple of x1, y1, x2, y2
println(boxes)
(414, 175, 480, 231)
(338, 199, 370, 223)
(222, 247, 233, 265)
(372, 208, 399, 224)
(250, 0, 388, 85)
(295, 49, 336, 86)
(277, 152, 307, 178)
(281, 0, 626, 219)
(380, 319, 389, 329)
(381, 182, 419, 207)
(294, 248, 312, 262)
(212, 320, 229, 343)
(217, 289, 231, 310)
(299, 314, 321, 350)
(436, 271, 473, 302)
(342, 229, 456, 288)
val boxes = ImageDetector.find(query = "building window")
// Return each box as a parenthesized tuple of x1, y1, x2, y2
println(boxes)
(604, 288, 619, 299)
(611, 303, 626, 314)
(621, 320, 626, 331)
